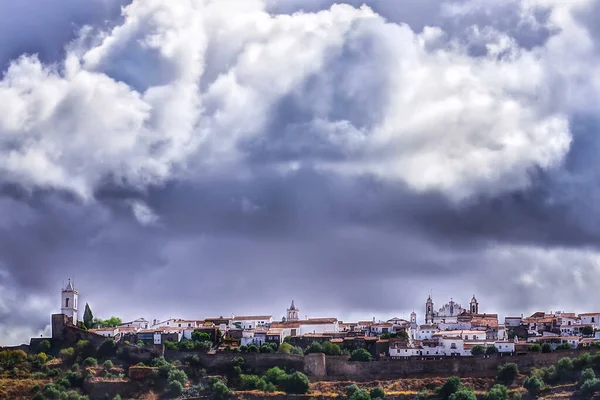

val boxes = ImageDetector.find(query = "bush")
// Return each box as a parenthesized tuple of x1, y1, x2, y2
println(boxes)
(278, 342, 293, 354)
(211, 380, 232, 399)
(438, 376, 462, 400)
(36, 352, 48, 365)
(575, 353, 593, 371)
(322, 341, 341, 356)
(417, 389, 431, 400)
(556, 357, 575, 382)
(538, 343, 552, 354)
(264, 367, 287, 385)
(260, 343, 276, 353)
(83, 357, 97, 367)
(38, 340, 52, 354)
(556, 343, 572, 350)
(305, 341, 324, 354)
(164, 341, 178, 351)
(44, 384, 61, 399)
(67, 391, 81, 400)
(168, 369, 188, 386)
(239, 374, 267, 391)
(345, 384, 360, 397)
(103, 360, 113, 369)
(486, 384, 508, 400)
(529, 344, 541, 353)
(470, 345, 485, 356)
(450, 389, 476, 400)
(113, 395, 122, 400)
(497, 363, 519, 384)
(581, 378, 600, 398)
(247, 344, 259, 353)
(56, 377, 70, 390)
(59, 348, 75, 360)
(65, 371, 84, 387)
(349, 348, 372, 362)
(168, 380, 184, 397)
(370, 386, 385, 399)
(291, 346, 304, 355)
(281, 371, 310, 394)
(512, 392, 522, 400)
(524, 376, 544, 397)
(32, 393, 44, 400)
(32, 384, 41, 392)
(486, 346, 498, 355)
(192, 331, 212, 342)
(581, 368, 596, 386)
(348, 389, 371, 400)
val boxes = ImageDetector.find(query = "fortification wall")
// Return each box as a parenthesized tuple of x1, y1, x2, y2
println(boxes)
(164, 351, 305, 374)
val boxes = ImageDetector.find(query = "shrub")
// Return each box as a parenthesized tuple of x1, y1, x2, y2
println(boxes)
(281, 371, 310, 394)
(322, 341, 341, 356)
(529, 344, 541, 353)
(247, 344, 259, 353)
(486, 384, 508, 400)
(349, 348, 372, 362)
(345, 384, 360, 397)
(486, 346, 498, 355)
(211, 380, 232, 399)
(575, 353, 593, 371)
(164, 341, 178, 351)
(279, 342, 293, 354)
(83, 357, 97, 367)
(103, 360, 113, 369)
(581, 368, 596, 386)
(437, 376, 462, 400)
(305, 341, 324, 354)
(370, 386, 385, 399)
(470, 345, 485, 356)
(556, 357, 575, 382)
(417, 389, 431, 400)
(291, 346, 304, 355)
(524, 376, 543, 397)
(450, 389, 476, 400)
(512, 392, 522, 400)
(168, 380, 184, 397)
(260, 343, 276, 353)
(59, 348, 75, 360)
(239, 345, 248, 353)
(65, 371, 84, 387)
(497, 363, 519, 384)
(239, 374, 267, 391)
(36, 352, 48, 364)
(581, 378, 600, 398)
(168, 369, 188, 386)
(113, 396, 122, 400)
(38, 340, 52, 354)
(264, 367, 287, 385)
(32, 384, 41, 392)
(348, 389, 371, 400)
(556, 343, 572, 350)
(32, 393, 44, 400)
(44, 384, 61, 399)
(56, 377, 70, 390)
(541, 343, 553, 353)
(67, 391, 81, 400)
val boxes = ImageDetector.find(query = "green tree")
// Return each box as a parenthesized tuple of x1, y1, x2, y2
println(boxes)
(486, 346, 498, 355)
(278, 342, 293, 354)
(100, 317, 122, 328)
(581, 378, 600, 398)
(168, 380, 184, 397)
(83, 303, 94, 329)
(470, 345, 485, 356)
(580, 368, 596, 387)
(582, 326, 594, 336)
(38, 340, 51, 354)
(556, 357, 575, 382)
(497, 363, 519, 384)
(168, 369, 188, 386)
(397, 330, 409, 341)
(321, 341, 341, 356)
(191, 331, 211, 342)
(264, 367, 287, 385)
(450, 389, 477, 400)
(349, 348, 372, 362)
(211, 380, 232, 399)
(281, 371, 310, 394)
(247, 344, 259, 353)
(97, 339, 117, 359)
(349, 389, 371, 400)
(305, 341, 324, 354)
(485, 384, 508, 400)
(541, 343, 553, 353)
(524, 376, 543, 397)
(83, 357, 97, 367)
(370, 386, 385, 399)
(529, 344, 542, 352)
(437, 376, 461, 400)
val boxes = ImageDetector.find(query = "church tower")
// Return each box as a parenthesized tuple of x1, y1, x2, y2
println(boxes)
(61, 279, 79, 325)
(425, 296, 434, 324)
(287, 300, 299, 321)
(410, 311, 417, 326)
(470, 295, 479, 314)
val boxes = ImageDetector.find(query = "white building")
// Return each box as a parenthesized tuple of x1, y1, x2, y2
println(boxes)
(118, 318, 150, 330)
(579, 313, 600, 327)
(61, 279, 79, 325)
(241, 330, 267, 346)
(495, 340, 516, 353)
(151, 318, 199, 329)
(425, 296, 473, 324)
(416, 325, 439, 341)
(504, 316, 522, 327)
(89, 327, 118, 338)
(229, 315, 273, 330)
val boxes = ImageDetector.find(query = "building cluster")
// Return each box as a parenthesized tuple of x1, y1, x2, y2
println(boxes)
(58, 281, 600, 358)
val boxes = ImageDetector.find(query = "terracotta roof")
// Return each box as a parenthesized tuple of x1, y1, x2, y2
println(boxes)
(419, 325, 438, 330)
(331, 338, 344, 343)
(116, 327, 137, 332)
(372, 323, 393, 328)
(231, 315, 272, 321)
(579, 313, 600, 316)
(270, 318, 338, 329)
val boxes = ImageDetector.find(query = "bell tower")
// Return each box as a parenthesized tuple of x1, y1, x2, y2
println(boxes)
(425, 295, 434, 324)
(410, 311, 417, 326)
(470, 295, 479, 314)
(61, 279, 79, 325)
(287, 300, 299, 321)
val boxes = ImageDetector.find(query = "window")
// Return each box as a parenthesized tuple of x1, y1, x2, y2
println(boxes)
(451, 343, 457, 349)
(593, 317, 596, 323)
(178, 324, 181, 327)
(473, 335, 476, 340)
(65, 298, 70, 308)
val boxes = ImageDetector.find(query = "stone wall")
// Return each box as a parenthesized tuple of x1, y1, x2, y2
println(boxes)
(304, 353, 326, 377)
(83, 378, 143, 400)
(164, 351, 305, 374)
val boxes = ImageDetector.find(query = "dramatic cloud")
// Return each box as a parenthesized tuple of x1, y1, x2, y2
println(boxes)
(1, 0, 600, 345)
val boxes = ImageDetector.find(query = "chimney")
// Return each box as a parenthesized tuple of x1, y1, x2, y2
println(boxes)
(153, 319, 158, 326)
(373, 317, 376, 323)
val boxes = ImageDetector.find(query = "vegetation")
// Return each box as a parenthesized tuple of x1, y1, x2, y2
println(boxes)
(83, 303, 94, 329)
(349, 348, 372, 362)
(470, 345, 485, 356)
(485, 384, 508, 400)
(524, 375, 544, 397)
(437, 376, 462, 400)
(529, 344, 542, 352)
(496, 363, 519, 384)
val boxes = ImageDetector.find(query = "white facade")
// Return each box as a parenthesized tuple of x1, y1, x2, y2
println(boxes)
(504, 317, 522, 327)
(90, 328, 117, 337)
(416, 325, 439, 341)
(61, 279, 79, 324)
(580, 314, 600, 327)
(153, 333, 162, 345)
(241, 330, 266, 346)
(230, 316, 272, 330)
(425, 296, 468, 324)
(495, 341, 516, 353)
(119, 318, 149, 330)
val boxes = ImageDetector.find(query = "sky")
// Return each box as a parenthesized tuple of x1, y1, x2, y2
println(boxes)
(2, 0, 600, 345)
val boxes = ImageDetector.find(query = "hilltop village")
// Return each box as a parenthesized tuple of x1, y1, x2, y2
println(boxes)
(57, 280, 600, 359)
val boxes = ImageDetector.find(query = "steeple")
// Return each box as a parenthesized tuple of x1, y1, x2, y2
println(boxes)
(61, 279, 79, 326)
(286, 300, 299, 321)
(470, 294, 479, 314)
(425, 295, 434, 324)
